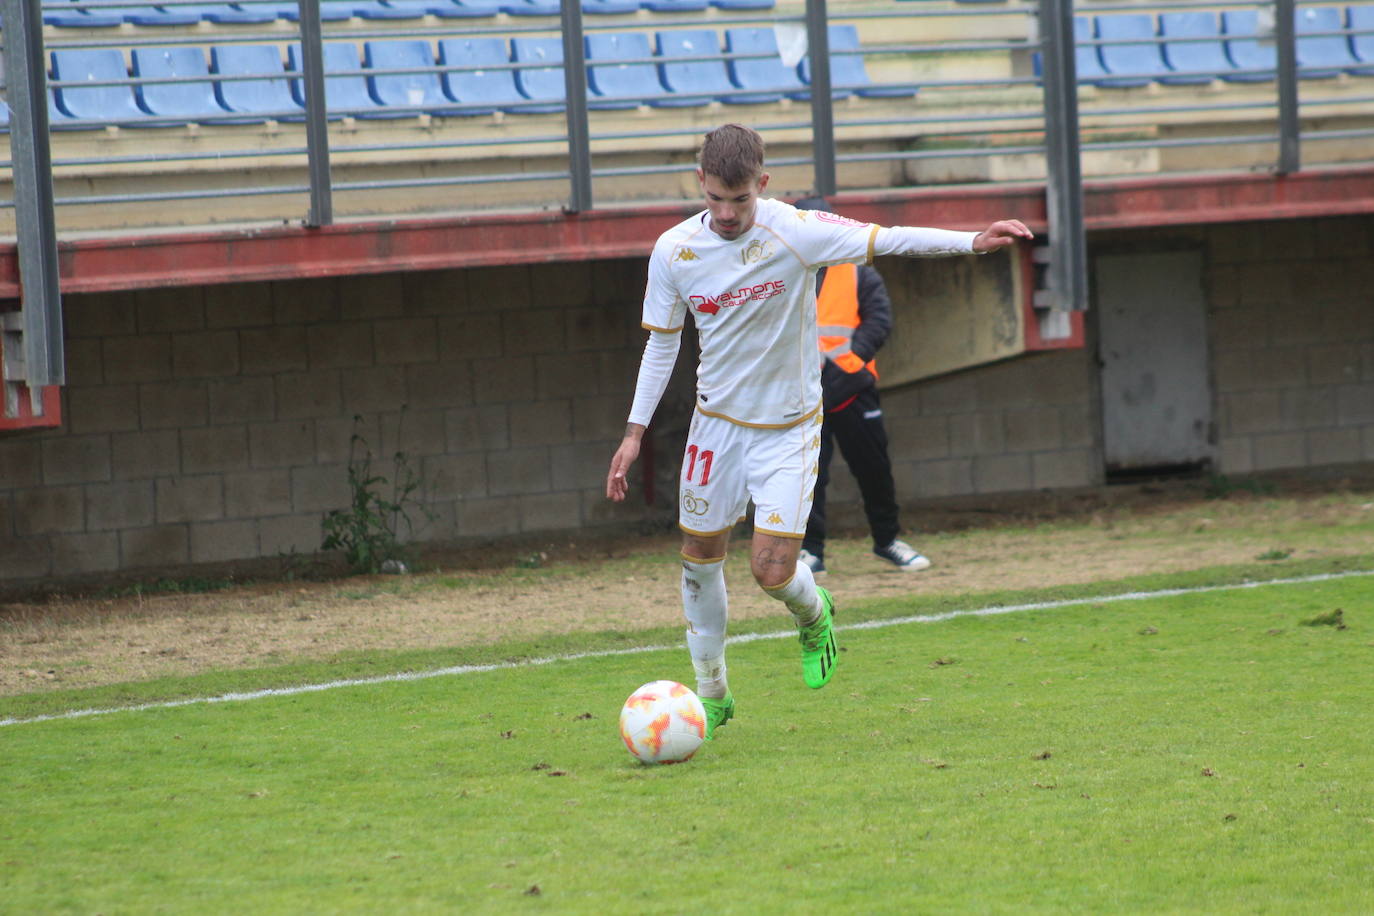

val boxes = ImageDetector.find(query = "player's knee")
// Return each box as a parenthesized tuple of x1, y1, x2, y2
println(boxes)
(750, 558, 792, 590)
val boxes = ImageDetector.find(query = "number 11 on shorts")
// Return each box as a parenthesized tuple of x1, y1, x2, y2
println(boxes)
(684, 444, 713, 486)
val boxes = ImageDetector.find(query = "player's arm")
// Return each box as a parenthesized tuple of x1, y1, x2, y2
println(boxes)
(606, 329, 680, 502)
(872, 219, 1033, 258)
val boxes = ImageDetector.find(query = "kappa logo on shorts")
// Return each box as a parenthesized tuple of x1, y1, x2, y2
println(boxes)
(766, 512, 784, 526)
(674, 247, 700, 262)
(682, 490, 710, 516)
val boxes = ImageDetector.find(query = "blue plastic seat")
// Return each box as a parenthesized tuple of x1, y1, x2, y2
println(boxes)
(288, 42, 390, 118)
(212, 45, 305, 120)
(377, 0, 484, 16)
(174, 3, 278, 23)
(586, 32, 671, 109)
(655, 29, 734, 106)
(350, 0, 426, 18)
(583, 0, 640, 12)
(132, 46, 230, 122)
(438, 37, 527, 115)
(800, 23, 915, 98)
(1352, 5, 1374, 75)
(503, 0, 559, 15)
(511, 37, 567, 110)
(365, 39, 460, 115)
(1295, 6, 1360, 78)
(1071, 16, 1111, 85)
(1095, 13, 1168, 87)
(1222, 10, 1276, 81)
(121, 5, 203, 25)
(42, 3, 124, 27)
(710, 0, 772, 9)
(448, 0, 504, 13)
(725, 27, 807, 103)
(262, 0, 355, 20)
(51, 48, 152, 125)
(1159, 11, 1230, 84)
(641, 0, 706, 10)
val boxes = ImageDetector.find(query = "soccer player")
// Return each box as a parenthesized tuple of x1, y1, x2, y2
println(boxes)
(605, 123, 1031, 741)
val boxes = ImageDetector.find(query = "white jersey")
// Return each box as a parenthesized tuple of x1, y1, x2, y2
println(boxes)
(638, 197, 980, 429)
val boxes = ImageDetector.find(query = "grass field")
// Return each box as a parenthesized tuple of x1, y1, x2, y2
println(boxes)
(4, 563, 1373, 913)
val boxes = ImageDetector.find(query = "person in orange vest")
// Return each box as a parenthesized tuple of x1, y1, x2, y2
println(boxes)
(793, 196, 931, 576)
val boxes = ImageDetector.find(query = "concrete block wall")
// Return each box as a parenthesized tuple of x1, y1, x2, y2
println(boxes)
(1204, 217, 1374, 473)
(0, 260, 651, 584)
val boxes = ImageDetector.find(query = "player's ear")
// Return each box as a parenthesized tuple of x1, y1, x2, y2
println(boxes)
(695, 168, 706, 189)
(756, 172, 770, 194)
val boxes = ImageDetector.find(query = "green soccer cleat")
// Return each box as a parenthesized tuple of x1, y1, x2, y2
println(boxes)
(701, 693, 735, 740)
(799, 587, 838, 689)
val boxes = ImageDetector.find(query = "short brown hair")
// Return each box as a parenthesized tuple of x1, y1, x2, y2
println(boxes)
(699, 124, 765, 188)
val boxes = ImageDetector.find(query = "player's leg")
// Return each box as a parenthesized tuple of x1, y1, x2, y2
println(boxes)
(677, 410, 748, 737)
(748, 418, 838, 689)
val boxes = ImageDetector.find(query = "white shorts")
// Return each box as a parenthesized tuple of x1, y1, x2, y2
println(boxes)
(677, 407, 822, 539)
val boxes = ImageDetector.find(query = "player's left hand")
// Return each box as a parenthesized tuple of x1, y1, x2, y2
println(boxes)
(972, 219, 1034, 253)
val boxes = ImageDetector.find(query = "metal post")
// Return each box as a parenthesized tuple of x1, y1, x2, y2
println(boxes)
(561, 0, 593, 213)
(297, 0, 334, 226)
(1, 0, 65, 388)
(1037, 0, 1088, 312)
(1274, 0, 1300, 174)
(805, 0, 836, 197)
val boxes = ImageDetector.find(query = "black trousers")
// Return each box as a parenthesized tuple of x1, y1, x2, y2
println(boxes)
(802, 386, 901, 559)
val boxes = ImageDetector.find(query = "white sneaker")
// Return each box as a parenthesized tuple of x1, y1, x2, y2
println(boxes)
(798, 548, 827, 576)
(874, 539, 931, 571)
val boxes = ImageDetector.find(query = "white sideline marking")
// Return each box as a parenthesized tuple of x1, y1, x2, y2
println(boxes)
(3, 569, 1370, 729)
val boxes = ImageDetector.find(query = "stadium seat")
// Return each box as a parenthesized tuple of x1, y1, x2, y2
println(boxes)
(50, 48, 153, 125)
(438, 37, 530, 115)
(1352, 5, 1374, 75)
(447, 0, 504, 13)
(264, 0, 355, 20)
(175, 3, 278, 23)
(132, 46, 232, 122)
(800, 23, 916, 99)
(724, 27, 807, 103)
(583, 0, 641, 13)
(288, 42, 391, 119)
(120, 5, 204, 25)
(364, 40, 460, 115)
(1222, 10, 1276, 81)
(655, 29, 734, 106)
(378, 0, 490, 15)
(1295, 6, 1361, 77)
(1095, 14, 1169, 88)
(41, 3, 124, 27)
(212, 45, 305, 120)
(350, 0, 427, 19)
(585, 32, 672, 109)
(511, 37, 567, 110)
(1159, 11, 1230, 85)
(503, 0, 560, 15)
(641, 0, 707, 11)
(710, 0, 772, 9)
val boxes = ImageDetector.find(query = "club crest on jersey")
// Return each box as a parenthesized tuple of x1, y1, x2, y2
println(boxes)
(674, 247, 701, 262)
(740, 239, 775, 265)
(689, 279, 785, 315)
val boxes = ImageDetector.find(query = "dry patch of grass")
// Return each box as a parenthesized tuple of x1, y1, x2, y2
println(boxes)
(2, 482, 1372, 696)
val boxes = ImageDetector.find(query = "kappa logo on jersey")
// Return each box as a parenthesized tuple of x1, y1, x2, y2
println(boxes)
(674, 247, 700, 262)
(814, 211, 870, 229)
(689, 279, 786, 315)
(766, 512, 784, 526)
(740, 239, 775, 265)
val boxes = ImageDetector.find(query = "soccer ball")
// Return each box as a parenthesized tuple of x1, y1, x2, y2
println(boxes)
(619, 680, 707, 765)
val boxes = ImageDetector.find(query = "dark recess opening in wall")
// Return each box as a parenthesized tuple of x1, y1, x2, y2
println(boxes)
(1105, 461, 1211, 485)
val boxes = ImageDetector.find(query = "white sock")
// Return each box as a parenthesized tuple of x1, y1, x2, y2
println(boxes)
(764, 560, 822, 626)
(682, 557, 729, 700)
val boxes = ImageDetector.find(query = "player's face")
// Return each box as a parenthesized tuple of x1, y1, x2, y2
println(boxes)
(698, 170, 769, 241)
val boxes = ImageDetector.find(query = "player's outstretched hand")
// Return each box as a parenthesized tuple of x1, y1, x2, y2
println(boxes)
(605, 435, 642, 503)
(972, 219, 1034, 253)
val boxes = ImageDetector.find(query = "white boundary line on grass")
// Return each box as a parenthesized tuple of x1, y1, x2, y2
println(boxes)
(3, 568, 1371, 729)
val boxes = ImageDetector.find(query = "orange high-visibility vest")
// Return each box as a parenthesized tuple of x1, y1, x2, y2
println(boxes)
(816, 263, 878, 380)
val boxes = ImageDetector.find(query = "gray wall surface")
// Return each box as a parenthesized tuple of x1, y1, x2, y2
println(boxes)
(1, 216, 1371, 584)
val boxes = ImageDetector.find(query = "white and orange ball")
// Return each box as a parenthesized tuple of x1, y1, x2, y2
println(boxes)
(619, 680, 707, 764)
